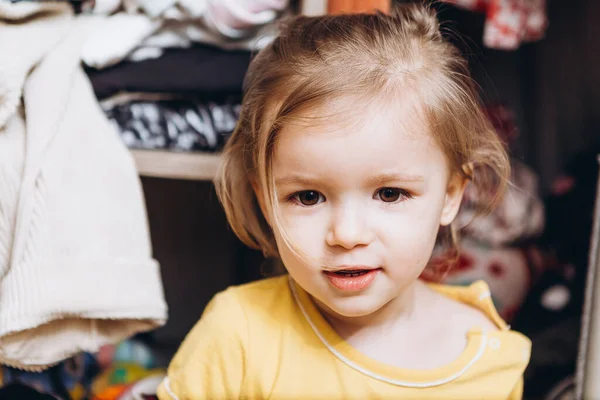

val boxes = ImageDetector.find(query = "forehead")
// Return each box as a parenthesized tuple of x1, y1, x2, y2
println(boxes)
(272, 97, 449, 183)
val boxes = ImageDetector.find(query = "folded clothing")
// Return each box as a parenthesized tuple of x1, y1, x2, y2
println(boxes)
(103, 98, 241, 152)
(85, 44, 251, 99)
(440, 0, 547, 50)
(0, 1, 167, 370)
(80, 0, 289, 69)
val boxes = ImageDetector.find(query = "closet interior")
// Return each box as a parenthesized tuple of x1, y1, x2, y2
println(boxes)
(0, 0, 598, 399)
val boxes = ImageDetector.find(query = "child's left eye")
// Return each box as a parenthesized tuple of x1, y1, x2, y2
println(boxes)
(375, 188, 411, 203)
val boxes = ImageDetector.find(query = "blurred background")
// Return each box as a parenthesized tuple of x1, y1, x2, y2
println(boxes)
(0, 0, 598, 399)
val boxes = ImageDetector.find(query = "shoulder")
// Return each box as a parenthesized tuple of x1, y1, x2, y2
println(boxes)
(441, 294, 500, 333)
(170, 275, 293, 363)
(424, 280, 507, 332)
(228, 274, 292, 298)
(159, 276, 295, 400)
(423, 280, 531, 388)
(205, 274, 294, 328)
(222, 274, 293, 311)
(178, 275, 291, 335)
(424, 279, 531, 364)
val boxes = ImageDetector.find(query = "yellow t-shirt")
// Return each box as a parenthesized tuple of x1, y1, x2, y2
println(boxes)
(158, 276, 531, 400)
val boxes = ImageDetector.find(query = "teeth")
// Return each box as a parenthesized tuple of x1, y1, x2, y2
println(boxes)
(335, 270, 369, 277)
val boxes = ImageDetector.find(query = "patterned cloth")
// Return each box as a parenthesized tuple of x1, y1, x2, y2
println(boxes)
(441, 0, 547, 50)
(423, 239, 534, 322)
(103, 99, 241, 152)
(81, 0, 288, 69)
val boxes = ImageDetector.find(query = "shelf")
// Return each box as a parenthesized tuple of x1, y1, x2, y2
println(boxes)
(131, 149, 222, 181)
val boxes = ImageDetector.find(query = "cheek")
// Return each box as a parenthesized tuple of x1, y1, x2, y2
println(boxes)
(274, 230, 324, 291)
(276, 211, 328, 255)
(272, 218, 323, 280)
(377, 203, 443, 266)
(382, 221, 438, 265)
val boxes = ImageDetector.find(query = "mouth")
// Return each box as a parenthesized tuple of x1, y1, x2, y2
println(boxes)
(322, 266, 382, 292)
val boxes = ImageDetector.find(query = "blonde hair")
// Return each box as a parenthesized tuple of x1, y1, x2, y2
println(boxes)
(216, 3, 510, 261)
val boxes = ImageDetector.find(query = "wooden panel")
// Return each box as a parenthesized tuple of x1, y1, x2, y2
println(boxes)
(131, 150, 222, 181)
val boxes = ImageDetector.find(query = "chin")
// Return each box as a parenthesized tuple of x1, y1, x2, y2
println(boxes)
(324, 293, 389, 318)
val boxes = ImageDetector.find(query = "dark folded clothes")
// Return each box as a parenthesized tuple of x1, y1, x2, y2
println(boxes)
(104, 99, 241, 152)
(86, 45, 251, 100)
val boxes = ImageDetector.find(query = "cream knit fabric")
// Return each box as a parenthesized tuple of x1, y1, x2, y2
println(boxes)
(0, 2, 167, 371)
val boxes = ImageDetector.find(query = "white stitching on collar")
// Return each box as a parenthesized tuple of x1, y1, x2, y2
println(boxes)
(162, 377, 179, 400)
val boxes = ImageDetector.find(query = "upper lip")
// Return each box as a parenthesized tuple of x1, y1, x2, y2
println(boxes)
(323, 265, 380, 272)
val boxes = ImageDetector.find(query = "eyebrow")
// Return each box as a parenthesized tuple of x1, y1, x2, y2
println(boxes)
(274, 172, 424, 187)
(275, 175, 321, 187)
(366, 172, 425, 186)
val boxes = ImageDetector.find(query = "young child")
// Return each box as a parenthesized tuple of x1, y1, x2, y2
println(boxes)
(158, 4, 531, 399)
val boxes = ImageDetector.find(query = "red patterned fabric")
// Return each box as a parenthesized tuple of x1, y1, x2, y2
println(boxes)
(422, 240, 533, 322)
(441, 0, 547, 50)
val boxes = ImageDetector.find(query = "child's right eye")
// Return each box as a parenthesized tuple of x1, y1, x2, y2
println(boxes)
(291, 191, 325, 206)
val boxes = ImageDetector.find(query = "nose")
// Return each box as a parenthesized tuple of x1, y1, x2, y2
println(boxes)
(325, 202, 374, 249)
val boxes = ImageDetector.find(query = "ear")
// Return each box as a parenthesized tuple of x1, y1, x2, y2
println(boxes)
(440, 172, 469, 226)
(250, 176, 271, 227)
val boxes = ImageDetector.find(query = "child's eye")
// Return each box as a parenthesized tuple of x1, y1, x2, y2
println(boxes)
(375, 188, 411, 203)
(292, 190, 325, 206)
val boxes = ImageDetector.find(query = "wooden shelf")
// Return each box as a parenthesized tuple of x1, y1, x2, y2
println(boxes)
(131, 150, 222, 181)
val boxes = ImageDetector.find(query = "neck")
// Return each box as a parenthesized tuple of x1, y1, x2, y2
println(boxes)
(314, 281, 424, 337)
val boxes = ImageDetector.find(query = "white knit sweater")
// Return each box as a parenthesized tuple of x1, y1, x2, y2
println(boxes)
(0, 2, 167, 371)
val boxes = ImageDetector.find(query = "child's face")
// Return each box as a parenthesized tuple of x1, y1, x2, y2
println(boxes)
(268, 99, 466, 319)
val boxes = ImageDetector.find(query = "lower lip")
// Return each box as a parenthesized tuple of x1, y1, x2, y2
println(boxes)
(323, 269, 381, 292)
